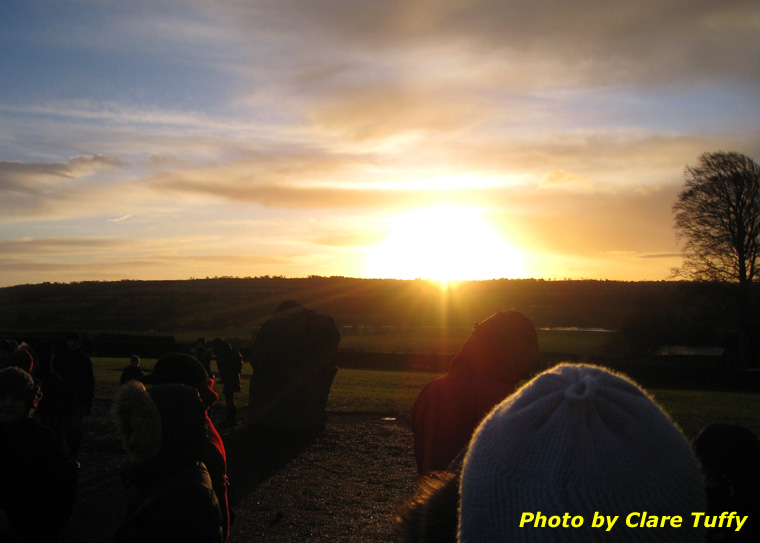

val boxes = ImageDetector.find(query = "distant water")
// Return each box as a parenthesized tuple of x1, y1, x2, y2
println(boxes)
(539, 327, 616, 333)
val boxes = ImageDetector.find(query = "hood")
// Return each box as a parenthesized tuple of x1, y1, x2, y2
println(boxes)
(451, 311, 539, 384)
(113, 381, 207, 464)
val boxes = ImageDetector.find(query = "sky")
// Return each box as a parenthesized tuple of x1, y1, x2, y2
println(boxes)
(1, 0, 759, 286)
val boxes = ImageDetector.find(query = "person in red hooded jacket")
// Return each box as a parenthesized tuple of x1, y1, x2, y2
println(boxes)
(141, 353, 232, 541)
(410, 311, 540, 475)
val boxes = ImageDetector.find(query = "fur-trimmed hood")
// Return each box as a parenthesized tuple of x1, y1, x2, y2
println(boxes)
(113, 381, 207, 464)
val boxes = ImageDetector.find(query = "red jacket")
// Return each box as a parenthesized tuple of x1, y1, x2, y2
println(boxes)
(411, 311, 539, 475)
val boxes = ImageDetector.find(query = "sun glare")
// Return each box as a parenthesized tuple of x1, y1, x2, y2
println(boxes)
(365, 205, 524, 282)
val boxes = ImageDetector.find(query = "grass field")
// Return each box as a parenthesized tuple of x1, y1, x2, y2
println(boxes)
(147, 327, 613, 356)
(316, 328, 611, 355)
(94, 357, 760, 441)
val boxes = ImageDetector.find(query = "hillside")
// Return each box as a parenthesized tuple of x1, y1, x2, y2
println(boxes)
(0, 276, 706, 334)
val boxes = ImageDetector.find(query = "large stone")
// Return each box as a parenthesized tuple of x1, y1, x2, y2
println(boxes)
(248, 301, 340, 432)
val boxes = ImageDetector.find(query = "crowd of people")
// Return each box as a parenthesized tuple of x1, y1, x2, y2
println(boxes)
(1, 313, 759, 542)
(0, 334, 243, 542)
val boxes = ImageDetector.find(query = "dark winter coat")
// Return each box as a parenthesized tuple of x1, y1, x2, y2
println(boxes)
(0, 417, 78, 543)
(115, 460, 223, 543)
(52, 348, 94, 409)
(140, 354, 233, 539)
(411, 311, 539, 475)
(113, 382, 225, 543)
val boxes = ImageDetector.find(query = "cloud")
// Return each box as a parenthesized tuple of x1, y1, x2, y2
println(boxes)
(0, 155, 143, 223)
(0, 253, 291, 274)
(0, 154, 122, 192)
(109, 214, 133, 223)
(637, 252, 683, 259)
(223, 1, 760, 94)
(489, 184, 684, 258)
(539, 169, 593, 190)
(0, 237, 124, 255)
(207, 1, 760, 157)
(311, 230, 388, 248)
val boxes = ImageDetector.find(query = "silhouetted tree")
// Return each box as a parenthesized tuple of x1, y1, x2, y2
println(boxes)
(672, 151, 760, 366)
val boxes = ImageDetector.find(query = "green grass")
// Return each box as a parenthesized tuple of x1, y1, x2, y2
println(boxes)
(93, 358, 759, 441)
(649, 389, 760, 440)
(327, 369, 436, 414)
(339, 328, 611, 355)
(536, 329, 612, 354)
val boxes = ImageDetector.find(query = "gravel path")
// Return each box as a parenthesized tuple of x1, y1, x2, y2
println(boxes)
(64, 400, 418, 542)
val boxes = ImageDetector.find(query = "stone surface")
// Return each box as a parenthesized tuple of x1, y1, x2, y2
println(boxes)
(248, 301, 341, 432)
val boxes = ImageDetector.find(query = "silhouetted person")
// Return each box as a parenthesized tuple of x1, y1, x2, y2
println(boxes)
(0, 339, 19, 369)
(192, 338, 214, 379)
(52, 332, 94, 464)
(213, 340, 242, 427)
(113, 381, 223, 543)
(120, 355, 145, 385)
(27, 340, 76, 444)
(142, 353, 232, 540)
(693, 424, 760, 542)
(0, 367, 78, 543)
(411, 311, 539, 475)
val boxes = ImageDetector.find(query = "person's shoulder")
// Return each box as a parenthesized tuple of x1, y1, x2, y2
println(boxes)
(412, 375, 448, 412)
(170, 462, 216, 497)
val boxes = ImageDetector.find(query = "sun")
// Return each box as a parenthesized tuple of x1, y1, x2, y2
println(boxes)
(365, 205, 524, 282)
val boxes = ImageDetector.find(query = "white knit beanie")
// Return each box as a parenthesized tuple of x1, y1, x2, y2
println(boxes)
(459, 364, 706, 542)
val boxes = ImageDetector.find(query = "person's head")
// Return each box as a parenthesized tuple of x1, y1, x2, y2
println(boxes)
(0, 367, 42, 428)
(129, 355, 141, 367)
(142, 353, 217, 408)
(66, 332, 81, 351)
(113, 381, 208, 464)
(396, 472, 459, 543)
(693, 423, 760, 511)
(454, 311, 539, 384)
(458, 363, 706, 542)
(8, 348, 34, 374)
(0, 339, 19, 369)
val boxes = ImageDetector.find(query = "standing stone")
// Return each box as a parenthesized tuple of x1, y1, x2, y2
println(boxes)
(248, 301, 340, 432)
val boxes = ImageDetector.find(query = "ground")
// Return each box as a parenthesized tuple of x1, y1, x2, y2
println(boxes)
(63, 398, 419, 542)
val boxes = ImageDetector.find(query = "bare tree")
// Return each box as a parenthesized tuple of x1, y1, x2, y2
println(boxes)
(672, 151, 760, 366)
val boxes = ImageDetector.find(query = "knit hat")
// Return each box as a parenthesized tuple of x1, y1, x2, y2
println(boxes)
(142, 353, 218, 407)
(142, 353, 208, 386)
(454, 311, 539, 384)
(458, 363, 706, 543)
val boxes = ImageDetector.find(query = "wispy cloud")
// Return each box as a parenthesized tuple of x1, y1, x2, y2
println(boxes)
(539, 170, 593, 190)
(0, 155, 121, 191)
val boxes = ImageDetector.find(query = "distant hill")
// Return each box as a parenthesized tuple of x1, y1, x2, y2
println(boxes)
(0, 276, 699, 335)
